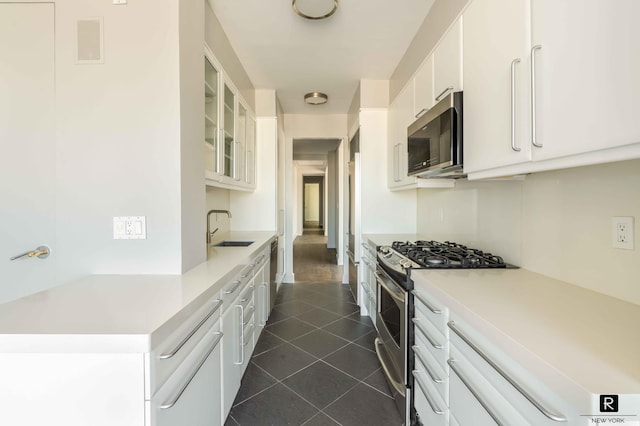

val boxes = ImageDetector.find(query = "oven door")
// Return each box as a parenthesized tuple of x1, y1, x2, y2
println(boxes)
(374, 266, 408, 422)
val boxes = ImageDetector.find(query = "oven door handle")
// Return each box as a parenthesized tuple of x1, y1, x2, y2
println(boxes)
(374, 271, 405, 304)
(374, 337, 406, 397)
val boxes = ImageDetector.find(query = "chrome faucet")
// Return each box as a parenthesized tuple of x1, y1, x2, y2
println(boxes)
(207, 209, 231, 244)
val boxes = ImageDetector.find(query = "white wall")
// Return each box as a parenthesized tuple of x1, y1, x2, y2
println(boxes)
(229, 117, 278, 232)
(417, 159, 640, 305)
(416, 180, 523, 265)
(284, 114, 348, 282)
(180, 0, 207, 272)
(54, 0, 186, 280)
(206, 187, 231, 236)
(204, 2, 254, 111)
(359, 109, 417, 235)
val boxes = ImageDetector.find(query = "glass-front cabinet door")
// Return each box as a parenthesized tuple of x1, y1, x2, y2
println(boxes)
(222, 84, 235, 178)
(236, 103, 247, 182)
(204, 56, 219, 175)
(246, 116, 256, 187)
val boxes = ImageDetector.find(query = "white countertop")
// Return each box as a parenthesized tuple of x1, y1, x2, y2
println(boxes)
(411, 268, 640, 397)
(0, 231, 276, 354)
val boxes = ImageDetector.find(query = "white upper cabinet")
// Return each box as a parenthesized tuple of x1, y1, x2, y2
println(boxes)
(388, 83, 416, 189)
(413, 54, 434, 119)
(433, 17, 463, 103)
(204, 56, 220, 178)
(204, 44, 257, 191)
(464, 0, 640, 178)
(463, 0, 531, 173)
(530, 0, 640, 161)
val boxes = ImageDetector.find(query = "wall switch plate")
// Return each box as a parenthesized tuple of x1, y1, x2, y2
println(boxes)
(612, 216, 634, 250)
(113, 216, 146, 240)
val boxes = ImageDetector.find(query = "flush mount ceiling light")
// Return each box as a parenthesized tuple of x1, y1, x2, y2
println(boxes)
(304, 92, 328, 105)
(293, 0, 339, 20)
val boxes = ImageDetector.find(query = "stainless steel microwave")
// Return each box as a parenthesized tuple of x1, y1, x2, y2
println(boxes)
(407, 91, 463, 178)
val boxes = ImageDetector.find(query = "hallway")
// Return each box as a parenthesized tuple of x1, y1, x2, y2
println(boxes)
(293, 233, 342, 282)
(225, 237, 403, 425)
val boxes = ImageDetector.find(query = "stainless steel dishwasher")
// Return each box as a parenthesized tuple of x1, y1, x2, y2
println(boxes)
(269, 237, 278, 311)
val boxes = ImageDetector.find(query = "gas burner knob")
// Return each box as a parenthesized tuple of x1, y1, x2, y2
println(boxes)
(400, 259, 413, 269)
(380, 246, 390, 254)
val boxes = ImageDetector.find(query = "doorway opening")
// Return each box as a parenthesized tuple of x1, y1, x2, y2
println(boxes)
(291, 138, 342, 282)
(303, 176, 324, 234)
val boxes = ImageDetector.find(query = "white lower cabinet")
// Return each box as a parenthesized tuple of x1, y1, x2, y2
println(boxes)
(221, 292, 243, 418)
(150, 326, 223, 426)
(412, 286, 581, 426)
(448, 316, 577, 425)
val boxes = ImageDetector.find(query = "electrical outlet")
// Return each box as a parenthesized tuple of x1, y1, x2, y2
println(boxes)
(612, 217, 634, 250)
(113, 216, 146, 240)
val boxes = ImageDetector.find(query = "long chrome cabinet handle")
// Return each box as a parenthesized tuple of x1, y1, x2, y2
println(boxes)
(160, 331, 223, 409)
(435, 86, 454, 102)
(413, 318, 443, 349)
(235, 305, 244, 365)
(412, 345, 443, 384)
(412, 290, 442, 314)
(218, 129, 225, 175)
(448, 321, 567, 422)
(233, 141, 240, 180)
(414, 108, 428, 119)
(448, 358, 505, 425)
(530, 45, 543, 148)
(374, 272, 405, 304)
(374, 338, 406, 397)
(260, 283, 268, 326)
(412, 370, 444, 415)
(511, 58, 522, 152)
(159, 299, 223, 359)
(396, 144, 402, 182)
(224, 280, 242, 295)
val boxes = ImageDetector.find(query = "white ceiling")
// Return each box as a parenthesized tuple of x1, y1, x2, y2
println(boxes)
(208, 0, 436, 114)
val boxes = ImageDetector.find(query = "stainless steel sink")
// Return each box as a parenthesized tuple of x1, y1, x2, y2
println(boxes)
(213, 240, 254, 247)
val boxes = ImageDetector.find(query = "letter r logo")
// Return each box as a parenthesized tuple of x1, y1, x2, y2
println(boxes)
(600, 395, 618, 412)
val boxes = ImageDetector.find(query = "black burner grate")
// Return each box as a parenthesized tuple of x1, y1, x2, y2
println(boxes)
(391, 240, 506, 269)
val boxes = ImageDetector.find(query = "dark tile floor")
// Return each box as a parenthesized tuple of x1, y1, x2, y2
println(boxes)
(225, 282, 403, 426)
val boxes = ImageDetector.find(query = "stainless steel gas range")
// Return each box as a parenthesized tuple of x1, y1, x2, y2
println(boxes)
(373, 240, 514, 426)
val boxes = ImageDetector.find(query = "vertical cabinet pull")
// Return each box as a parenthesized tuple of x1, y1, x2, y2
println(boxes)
(530, 45, 543, 148)
(235, 305, 244, 365)
(510, 58, 522, 152)
(261, 283, 269, 326)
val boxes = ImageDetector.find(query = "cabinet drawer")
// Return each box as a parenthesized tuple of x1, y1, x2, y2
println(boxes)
(449, 346, 529, 426)
(150, 297, 223, 396)
(448, 317, 575, 425)
(412, 367, 447, 426)
(413, 316, 448, 371)
(413, 342, 448, 404)
(412, 288, 448, 333)
(150, 320, 223, 426)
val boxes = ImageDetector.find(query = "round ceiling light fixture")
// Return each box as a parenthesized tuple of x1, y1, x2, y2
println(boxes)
(304, 92, 328, 105)
(293, 0, 339, 21)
